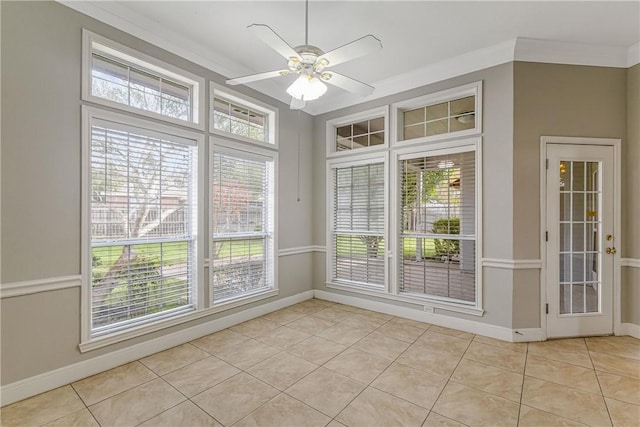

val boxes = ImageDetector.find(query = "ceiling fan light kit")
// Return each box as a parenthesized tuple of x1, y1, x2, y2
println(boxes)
(287, 74, 327, 101)
(226, 0, 382, 109)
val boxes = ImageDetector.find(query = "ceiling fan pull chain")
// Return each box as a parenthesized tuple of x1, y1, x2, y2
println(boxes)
(297, 109, 302, 202)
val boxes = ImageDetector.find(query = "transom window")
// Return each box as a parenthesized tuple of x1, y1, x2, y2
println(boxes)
(394, 82, 481, 144)
(210, 84, 278, 146)
(403, 96, 475, 140)
(326, 107, 389, 157)
(83, 30, 203, 127)
(336, 117, 385, 151)
(91, 53, 192, 122)
(213, 97, 268, 142)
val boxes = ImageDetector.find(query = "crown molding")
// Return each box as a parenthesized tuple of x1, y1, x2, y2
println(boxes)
(307, 39, 517, 115)
(514, 37, 631, 68)
(57, 1, 639, 116)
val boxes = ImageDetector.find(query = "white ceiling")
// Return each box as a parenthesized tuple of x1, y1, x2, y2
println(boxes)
(67, 1, 639, 114)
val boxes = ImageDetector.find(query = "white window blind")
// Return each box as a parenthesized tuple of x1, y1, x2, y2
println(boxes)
(332, 162, 385, 288)
(89, 120, 197, 336)
(212, 150, 274, 302)
(399, 150, 476, 303)
(91, 53, 192, 122)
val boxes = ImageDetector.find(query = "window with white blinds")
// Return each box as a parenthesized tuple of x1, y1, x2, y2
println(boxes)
(399, 150, 476, 303)
(331, 162, 386, 289)
(211, 149, 275, 303)
(89, 118, 198, 337)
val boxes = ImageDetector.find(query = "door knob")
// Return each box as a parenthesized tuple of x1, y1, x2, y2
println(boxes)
(606, 247, 617, 255)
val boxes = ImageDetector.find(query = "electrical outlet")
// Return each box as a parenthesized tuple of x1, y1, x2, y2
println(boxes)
(423, 305, 434, 314)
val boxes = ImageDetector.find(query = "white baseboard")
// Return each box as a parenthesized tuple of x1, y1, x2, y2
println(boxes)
(512, 328, 545, 342)
(1, 290, 314, 407)
(314, 289, 515, 342)
(620, 322, 640, 339)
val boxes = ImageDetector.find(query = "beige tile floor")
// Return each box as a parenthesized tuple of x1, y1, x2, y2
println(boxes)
(2, 298, 639, 427)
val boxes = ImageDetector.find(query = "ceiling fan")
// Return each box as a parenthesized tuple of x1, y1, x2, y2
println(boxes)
(226, 0, 382, 109)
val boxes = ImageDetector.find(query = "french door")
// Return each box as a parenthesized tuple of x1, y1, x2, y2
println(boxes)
(545, 142, 616, 338)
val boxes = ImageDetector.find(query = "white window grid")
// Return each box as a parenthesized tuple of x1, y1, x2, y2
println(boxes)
(326, 106, 389, 158)
(392, 81, 482, 146)
(82, 30, 205, 130)
(210, 83, 278, 149)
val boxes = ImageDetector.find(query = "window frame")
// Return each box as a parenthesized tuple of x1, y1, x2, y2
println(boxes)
(210, 83, 279, 149)
(325, 82, 484, 316)
(81, 105, 206, 348)
(326, 151, 389, 293)
(391, 137, 483, 312)
(209, 137, 279, 309)
(82, 30, 205, 130)
(326, 106, 389, 158)
(391, 82, 482, 146)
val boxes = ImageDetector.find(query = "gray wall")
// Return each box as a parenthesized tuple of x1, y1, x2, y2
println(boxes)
(312, 63, 517, 328)
(0, 1, 314, 385)
(512, 62, 631, 328)
(623, 64, 640, 325)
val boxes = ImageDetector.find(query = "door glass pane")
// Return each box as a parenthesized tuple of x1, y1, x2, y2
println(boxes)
(558, 160, 601, 315)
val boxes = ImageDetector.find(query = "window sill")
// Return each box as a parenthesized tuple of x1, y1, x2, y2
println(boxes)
(326, 282, 484, 317)
(79, 288, 278, 353)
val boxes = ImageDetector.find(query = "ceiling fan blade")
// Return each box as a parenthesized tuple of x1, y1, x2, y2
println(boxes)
(323, 72, 375, 97)
(317, 35, 382, 67)
(249, 24, 302, 61)
(290, 97, 306, 110)
(226, 70, 290, 85)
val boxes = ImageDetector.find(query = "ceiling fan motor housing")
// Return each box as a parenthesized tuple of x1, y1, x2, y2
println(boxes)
(289, 45, 329, 77)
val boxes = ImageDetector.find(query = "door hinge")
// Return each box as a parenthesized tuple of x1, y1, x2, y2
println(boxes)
(545, 231, 548, 242)
(546, 159, 549, 170)
(546, 303, 549, 314)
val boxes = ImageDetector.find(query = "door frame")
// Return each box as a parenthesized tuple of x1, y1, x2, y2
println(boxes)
(540, 136, 622, 340)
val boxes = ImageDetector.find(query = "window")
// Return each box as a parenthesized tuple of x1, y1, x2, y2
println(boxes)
(403, 96, 475, 140)
(326, 83, 482, 314)
(83, 30, 204, 128)
(86, 114, 199, 337)
(213, 97, 268, 142)
(329, 157, 387, 290)
(398, 147, 477, 304)
(326, 107, 388, 157)
(335, 117, 385, 151)
(210, 84, 278, 146)
(394, 82, 481, 144)
(211, 146, 276, 303)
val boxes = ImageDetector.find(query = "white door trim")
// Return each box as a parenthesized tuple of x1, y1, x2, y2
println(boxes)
(540, 136, 622, 340)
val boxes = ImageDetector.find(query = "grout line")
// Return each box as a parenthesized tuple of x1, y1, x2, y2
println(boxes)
(586, 338, 616, 427)
(21, 300, 638, 427)
(516, 344, 529, 427)
(426, 332, 473, 420)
